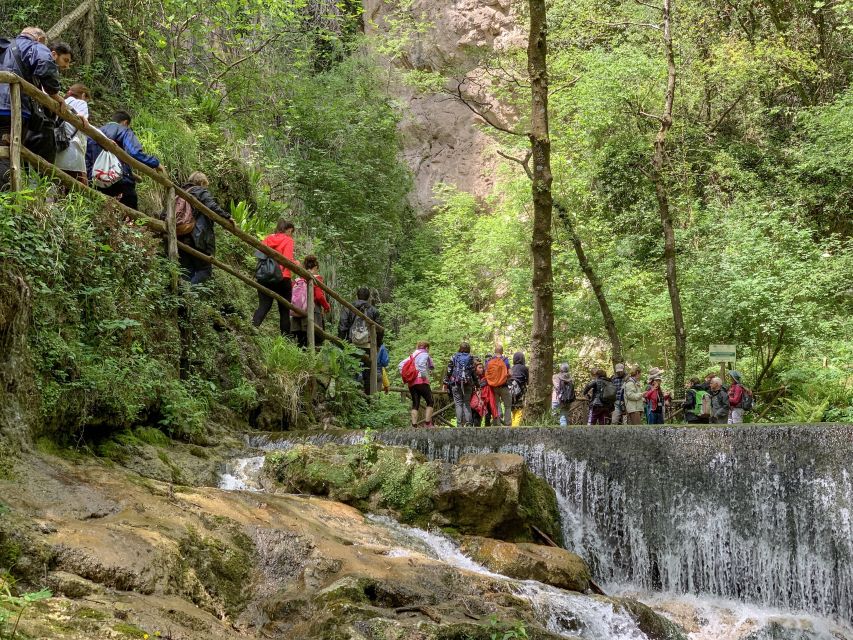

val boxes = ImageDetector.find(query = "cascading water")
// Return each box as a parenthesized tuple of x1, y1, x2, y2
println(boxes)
(368, 426, 853, 628)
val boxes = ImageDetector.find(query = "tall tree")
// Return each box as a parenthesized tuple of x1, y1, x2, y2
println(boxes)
(647, 0, 686, 395)
(525, 0, 555, 418)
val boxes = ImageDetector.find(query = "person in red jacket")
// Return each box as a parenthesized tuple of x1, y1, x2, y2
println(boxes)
(253, 219, 295, 336)
(291, 255, 331, 349)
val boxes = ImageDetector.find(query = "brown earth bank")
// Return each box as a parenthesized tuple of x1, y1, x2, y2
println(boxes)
(0, 445, 686, 640)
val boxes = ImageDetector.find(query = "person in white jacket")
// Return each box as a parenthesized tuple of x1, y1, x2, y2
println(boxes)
(55, 83, 91, 185)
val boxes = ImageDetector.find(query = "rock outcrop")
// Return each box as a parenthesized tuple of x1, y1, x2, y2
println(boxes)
(460, 536, 591, 593)
(363, 0, 525, 212)
(263, 443, 563, 544)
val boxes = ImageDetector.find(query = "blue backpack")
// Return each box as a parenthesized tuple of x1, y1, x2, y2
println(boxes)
(450, 353, 475, 385)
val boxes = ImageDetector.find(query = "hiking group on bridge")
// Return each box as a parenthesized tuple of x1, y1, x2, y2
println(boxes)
(399, 340, 754, 428)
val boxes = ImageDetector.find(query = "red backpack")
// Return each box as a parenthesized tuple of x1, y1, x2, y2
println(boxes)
(400, 355, 418, 386)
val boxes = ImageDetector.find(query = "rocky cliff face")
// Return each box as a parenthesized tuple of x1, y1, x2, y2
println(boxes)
(363, 0, 524, 212)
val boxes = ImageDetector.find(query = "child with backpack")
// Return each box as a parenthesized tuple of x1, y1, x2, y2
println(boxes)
(290, 255, 331, 349)
(551, 363, 575, 426)
(399, 341, 435, 428)
(443, 342, 477, 427)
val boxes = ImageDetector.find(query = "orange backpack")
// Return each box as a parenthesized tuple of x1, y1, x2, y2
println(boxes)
(485, 357, 508, 388)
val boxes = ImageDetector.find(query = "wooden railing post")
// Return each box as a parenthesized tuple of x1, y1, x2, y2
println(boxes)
(9, 82, 22, 192)
(165, 185, 178, 291)
(368, 325, 378, 396)
(306, 278, 316, 351)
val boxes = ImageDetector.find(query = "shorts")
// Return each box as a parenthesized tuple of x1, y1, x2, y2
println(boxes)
(410, 383, 433, 410)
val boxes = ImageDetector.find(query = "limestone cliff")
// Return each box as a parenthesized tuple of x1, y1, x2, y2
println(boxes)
(363, 0, 524, 212)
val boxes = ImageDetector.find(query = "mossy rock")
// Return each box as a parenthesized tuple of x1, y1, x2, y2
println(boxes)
(612, 598, 688, 640)
(174, 524, 254, 619)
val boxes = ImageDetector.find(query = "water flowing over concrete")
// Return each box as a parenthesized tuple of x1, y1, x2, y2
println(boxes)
(361, 425, 853, 626)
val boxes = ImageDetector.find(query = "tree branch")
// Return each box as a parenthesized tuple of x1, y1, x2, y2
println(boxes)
(448, 80, 525, 137)
(47, 0, 95, 40)
(206, 33, 283, 91)
(707, 91, 747, 134)
(497, 149, 533, 179)
(634, 0, 664, 10)
(588, 20, 661, 30)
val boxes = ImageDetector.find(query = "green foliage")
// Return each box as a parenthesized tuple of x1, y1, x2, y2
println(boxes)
(486, 616, 529, 640)
(0, 576, 51, 639)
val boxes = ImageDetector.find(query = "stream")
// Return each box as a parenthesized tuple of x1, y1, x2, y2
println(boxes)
(222, 424, 853, 640)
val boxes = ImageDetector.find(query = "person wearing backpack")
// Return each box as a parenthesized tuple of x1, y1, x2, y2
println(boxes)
(339, 287, 384, 393)
(485, 345, 512, 426)
(0, 28, 68, 183)
(85, 111, 165, 211)
(610, 363, 627, 425)
(443, 342, 477, 427)
(471, 360, 495, 427)
(622, 366, 644, 425)
(683, 378, 710, 424)
(509, 351, 529, 412)
(551, 363, 575, 426)
(583, 369, 614, 425)
(290, 255, 331, 348)
(54, 83, 91, 186)
(252, 219, 295, 336)
(727, 370, 752, 424)
(399, 341, 435, 428)
(175, 171, 233, 284)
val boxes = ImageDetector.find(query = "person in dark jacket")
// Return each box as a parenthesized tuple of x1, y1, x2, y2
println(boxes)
(177, 171, 233, 285)
(0, 28, 67, 182)
(708, 377, 730, 424)
(611, 363, 627, 424)
(443, 342, 477, 427)
(85, 111, 164, 210)
(509, 351, 529, 410)
(339, 287, 384, 394)
(583, 369, 611, 425)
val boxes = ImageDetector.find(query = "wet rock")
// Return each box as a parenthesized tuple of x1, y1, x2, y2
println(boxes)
(609, 597, 689, 640)
(433, 453, 563, 544)
(460, 536, 590, 592)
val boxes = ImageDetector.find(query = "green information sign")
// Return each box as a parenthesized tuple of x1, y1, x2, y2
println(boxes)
(709, 344, 736, 362)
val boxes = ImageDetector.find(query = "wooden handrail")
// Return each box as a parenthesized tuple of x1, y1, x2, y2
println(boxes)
(20, 147, 368, 362)
(0, 71, 384, 335)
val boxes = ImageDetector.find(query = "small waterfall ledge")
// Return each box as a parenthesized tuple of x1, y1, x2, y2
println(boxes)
(248, 424, 853, 627)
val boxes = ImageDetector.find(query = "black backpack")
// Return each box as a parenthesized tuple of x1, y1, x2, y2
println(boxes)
(557, 379, 575, 405)
(599, 379, 617, 406)
(54, 119, 76, 152)
(254, 250, 284, 286)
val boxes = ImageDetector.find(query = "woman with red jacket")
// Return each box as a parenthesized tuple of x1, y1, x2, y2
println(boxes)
(290, 255, 331, 349)
(252, 219, 295, 336)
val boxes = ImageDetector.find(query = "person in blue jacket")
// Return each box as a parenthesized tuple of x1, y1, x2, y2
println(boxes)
(0, 27, 69, 181)
(85, 110, 165, 211)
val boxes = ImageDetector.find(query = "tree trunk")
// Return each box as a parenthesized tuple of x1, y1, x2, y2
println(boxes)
(650, 0, 687, 397)
(524, 0, 555, 420)
(555, 203, 623, 365)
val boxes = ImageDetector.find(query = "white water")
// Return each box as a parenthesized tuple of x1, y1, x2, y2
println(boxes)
(218, 455, 265, 491)
(367, 515, 653, 640)
(223, 428, 853, 639)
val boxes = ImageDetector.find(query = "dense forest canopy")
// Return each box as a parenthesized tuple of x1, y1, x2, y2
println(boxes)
(1, 0, 851, 425)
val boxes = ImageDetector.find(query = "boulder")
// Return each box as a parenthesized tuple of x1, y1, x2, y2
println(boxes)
(265, 445, 564, 545)
(460, 536, 590, 592)
(432, 453, 564, 545)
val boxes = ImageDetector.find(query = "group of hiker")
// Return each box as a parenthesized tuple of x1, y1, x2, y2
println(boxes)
(398, 340, 755, 428)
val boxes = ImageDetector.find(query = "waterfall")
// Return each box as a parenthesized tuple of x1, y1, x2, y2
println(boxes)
(372, 425, 853, 626)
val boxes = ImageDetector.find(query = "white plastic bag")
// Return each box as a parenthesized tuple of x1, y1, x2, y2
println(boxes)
(92, 150, 123, 188)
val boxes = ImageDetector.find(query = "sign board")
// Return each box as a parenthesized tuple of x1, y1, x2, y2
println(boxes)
(709, 344, 736, 362)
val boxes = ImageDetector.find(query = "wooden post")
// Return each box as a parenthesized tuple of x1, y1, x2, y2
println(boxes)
(165, 185, 178, 291)
(368, 325, 378, 396)
(9, 82, 22, 192)
(306, 277, 316, 351)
